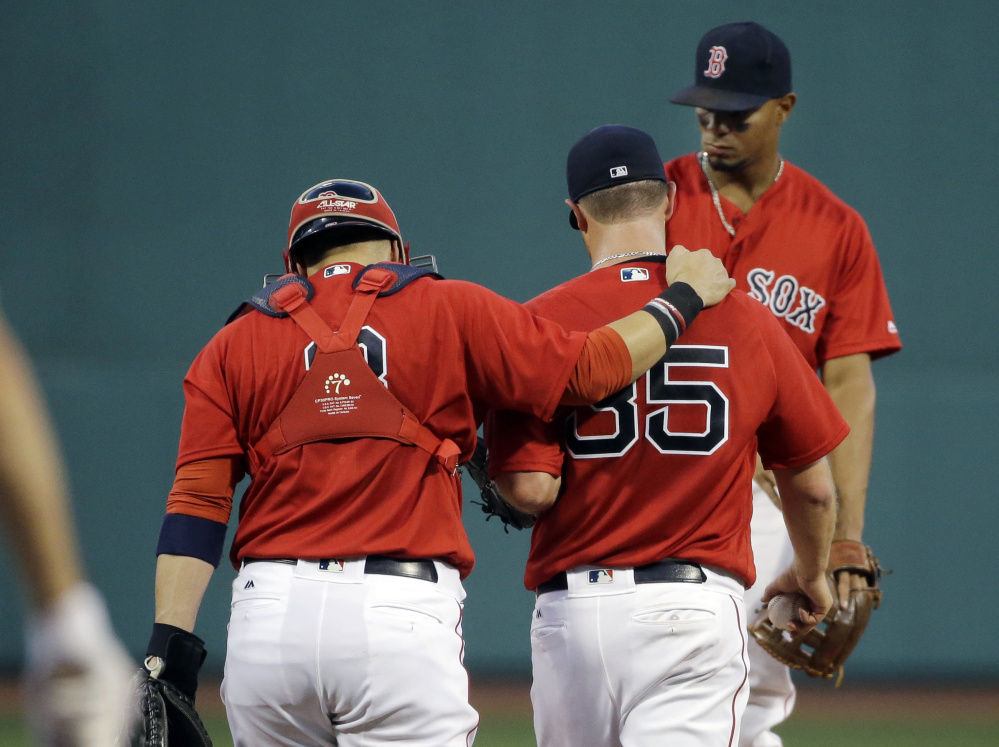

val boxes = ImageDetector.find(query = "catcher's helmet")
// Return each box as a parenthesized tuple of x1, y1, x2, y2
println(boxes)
(285, 179, 404, 272)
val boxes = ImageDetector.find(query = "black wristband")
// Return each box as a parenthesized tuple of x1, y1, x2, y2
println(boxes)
(146, 623, 207, 700)
(642, 282, 704, 347)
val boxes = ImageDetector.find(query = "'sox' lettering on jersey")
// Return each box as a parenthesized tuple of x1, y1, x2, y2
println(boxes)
(746, 267, 827, 334)
(703, 46, 728, 78)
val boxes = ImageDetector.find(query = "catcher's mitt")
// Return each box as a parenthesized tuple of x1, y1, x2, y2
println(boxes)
(466, 438, 536, 532)
(130, 665, 212, 746)
(749, 540, 882, 683)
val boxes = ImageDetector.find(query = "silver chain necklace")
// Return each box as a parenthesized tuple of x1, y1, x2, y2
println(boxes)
(698, 151, 784, 238)
(590, 251, 666, 271)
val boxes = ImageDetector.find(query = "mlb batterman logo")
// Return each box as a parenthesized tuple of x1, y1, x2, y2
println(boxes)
(704, 46, 728, 78)
(324, 264, 352, 278)
(621, 267, 650, 282)
(610, 166, 628, 178)
(588, 569, 614, 584)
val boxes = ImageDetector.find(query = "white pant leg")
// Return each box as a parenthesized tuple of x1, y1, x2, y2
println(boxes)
(222, 560, 479, 747)
(740, 484, 796, 747)
(532, 567, 749, 747)
(530, 592, 618, 747)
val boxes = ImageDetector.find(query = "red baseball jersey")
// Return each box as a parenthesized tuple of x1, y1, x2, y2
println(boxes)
(177, 262, 588, 577)
(665, 154, 902, 369)
(487, 258, 849, 589)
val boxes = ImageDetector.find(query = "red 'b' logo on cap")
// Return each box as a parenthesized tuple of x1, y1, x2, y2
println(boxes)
(703, 46, 728, 78)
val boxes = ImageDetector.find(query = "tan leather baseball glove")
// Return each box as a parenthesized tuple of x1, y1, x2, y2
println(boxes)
(748, 540, 883, 683)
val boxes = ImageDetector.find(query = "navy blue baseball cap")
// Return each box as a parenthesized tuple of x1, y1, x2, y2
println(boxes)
(670, 22, 792, 112)
(566, 125, 668, 229)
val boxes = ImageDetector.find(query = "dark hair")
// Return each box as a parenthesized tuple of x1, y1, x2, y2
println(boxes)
(289, 224, 395, 269)
(578, 179, 669, 224)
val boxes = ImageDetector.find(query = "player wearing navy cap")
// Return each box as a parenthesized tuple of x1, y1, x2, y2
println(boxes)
(487, 125, 845, 747)
(666, 22, 900, 746)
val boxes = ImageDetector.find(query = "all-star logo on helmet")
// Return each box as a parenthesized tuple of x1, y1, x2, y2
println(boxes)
(285, 179, 404, 272)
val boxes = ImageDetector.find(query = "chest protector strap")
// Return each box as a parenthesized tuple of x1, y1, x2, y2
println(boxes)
(247, 269, 461, 475)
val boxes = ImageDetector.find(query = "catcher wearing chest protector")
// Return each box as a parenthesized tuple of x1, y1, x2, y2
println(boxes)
(133, 177, 735, 745)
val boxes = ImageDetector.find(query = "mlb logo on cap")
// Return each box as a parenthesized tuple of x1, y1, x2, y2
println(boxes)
(610, 166, 629, 178)
(588, 569, 614, 584)
(621, 268, 650, 282)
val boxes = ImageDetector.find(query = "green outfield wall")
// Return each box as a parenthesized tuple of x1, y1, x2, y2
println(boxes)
(1, 1, 996, 680)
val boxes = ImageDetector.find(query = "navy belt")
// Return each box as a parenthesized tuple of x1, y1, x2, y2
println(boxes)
(535, 559, 706, 595)
(242, 555, 439, 583)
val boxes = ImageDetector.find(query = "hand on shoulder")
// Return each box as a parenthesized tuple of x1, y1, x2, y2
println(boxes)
(666, 246, 735, 307)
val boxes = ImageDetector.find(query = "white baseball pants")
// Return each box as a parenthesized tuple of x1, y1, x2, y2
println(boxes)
(739, 482, 796, 747)
(530, 565, 749, 747)
(221, 559, 479, 746)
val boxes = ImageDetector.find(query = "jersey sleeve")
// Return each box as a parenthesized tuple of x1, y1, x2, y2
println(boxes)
(175, 335, 244, 470)
(815, 215, 902, 364)
(755, 308, 850, 470)
(485, 409, 565, 478)
(442, 280, 588, 421)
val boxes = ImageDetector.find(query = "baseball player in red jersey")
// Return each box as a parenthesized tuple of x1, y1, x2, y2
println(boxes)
(486, 124, 846, 747)
(141, 177, 734, 745)
(667, 22, 902, 746)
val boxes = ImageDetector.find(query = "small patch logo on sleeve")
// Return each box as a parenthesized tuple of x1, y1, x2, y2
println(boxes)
(888, 320, 898, 334)
(588, 569, 614, 584)
(324, 264, 352, 278)
(610, 166, 629, 178)
(621, 267, 650, 282)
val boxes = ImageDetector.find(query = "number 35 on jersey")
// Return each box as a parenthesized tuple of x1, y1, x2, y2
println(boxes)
(565, 345, 729, 458)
